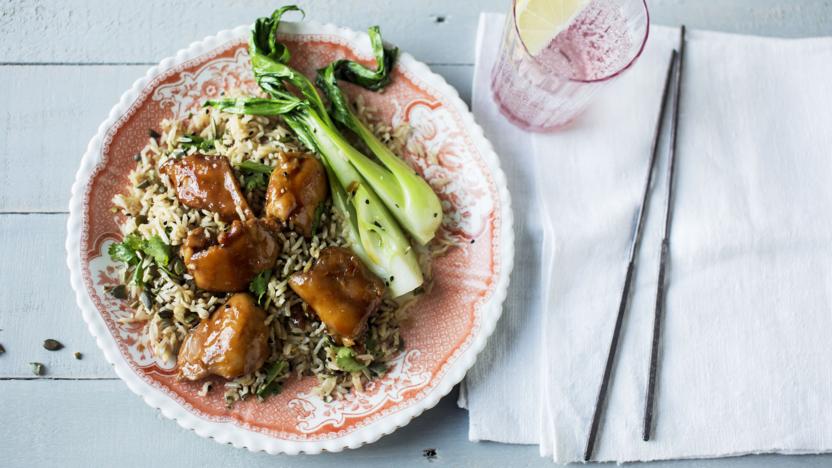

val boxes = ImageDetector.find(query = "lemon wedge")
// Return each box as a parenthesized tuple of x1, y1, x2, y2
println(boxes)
(515, 0, 590, 56)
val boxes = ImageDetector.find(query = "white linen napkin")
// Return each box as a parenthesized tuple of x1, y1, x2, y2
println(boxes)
(463, 12, 832, 463)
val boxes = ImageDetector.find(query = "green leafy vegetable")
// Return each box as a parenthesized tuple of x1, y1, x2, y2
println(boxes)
(108, 242, 138, 264)
(204, 6, 427, 297)
(108, 234, 173, 288)
(335, 346, 367, 372)
(249, 269, 271, 303)
(178, 134, 215, 151)
(256, 360, 288, 397)
(317, 55, 443, 245)
(142, 236, 170, 267)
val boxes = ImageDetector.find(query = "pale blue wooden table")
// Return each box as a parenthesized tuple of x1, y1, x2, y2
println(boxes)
(2, 1, 832, 466)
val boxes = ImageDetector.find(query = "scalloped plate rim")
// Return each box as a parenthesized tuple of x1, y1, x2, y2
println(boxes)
(65, 20, 514, 455)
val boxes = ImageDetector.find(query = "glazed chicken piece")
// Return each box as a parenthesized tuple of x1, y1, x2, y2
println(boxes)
(288, 246, 385, 342)
(264, 151, 328, 237)
(161, 154, 251, 221)
(182, 218, 279, 292)
(177, 293, 270, 381)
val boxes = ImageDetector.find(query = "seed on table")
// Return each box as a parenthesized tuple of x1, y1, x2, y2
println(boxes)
(74, 352, 83, 360)
(43, 339, 64, 351)
(30, 362, 45, 376)
(0, 343, 5, 355)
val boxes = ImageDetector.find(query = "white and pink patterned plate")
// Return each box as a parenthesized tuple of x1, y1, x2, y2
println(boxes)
(66, 20, 513, 454)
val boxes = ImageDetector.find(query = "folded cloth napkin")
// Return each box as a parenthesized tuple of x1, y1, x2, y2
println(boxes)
(463, 12, 832, 463)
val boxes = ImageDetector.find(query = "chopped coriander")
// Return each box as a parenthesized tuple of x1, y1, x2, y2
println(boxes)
(335, 346, 367, 372)
(256, 360, 288, 397)
(178, 134, 215, 151)
(237, 160, 275, 175)
(249, 269, 272, 304)
(142, 236, 171, 266)
(309, 203, 325, 235)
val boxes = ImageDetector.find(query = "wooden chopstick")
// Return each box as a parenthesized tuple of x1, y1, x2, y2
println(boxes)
(642, 25, 687, 442)
(583, 48, 680, 462)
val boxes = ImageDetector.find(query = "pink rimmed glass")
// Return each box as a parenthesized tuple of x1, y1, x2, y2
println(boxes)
(491, 0, 650, 132)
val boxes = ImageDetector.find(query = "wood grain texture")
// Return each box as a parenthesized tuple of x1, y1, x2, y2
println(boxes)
(0, 214, 113, 377)
(2, 0, 832, 66)
(0, 64, 471, 212)
(3, 380, 832, 467)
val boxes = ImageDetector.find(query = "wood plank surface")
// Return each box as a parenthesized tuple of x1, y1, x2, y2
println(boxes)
(0, 214, 112, 377)
(4, 379, 832, 468)
(2, 0, 832, 65)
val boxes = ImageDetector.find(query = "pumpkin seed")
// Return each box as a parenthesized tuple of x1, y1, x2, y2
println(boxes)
(0, 343, 5, 355)
(158, 310, 173, 320)
(173, 258, 185, 276)
(74, 352, 83, 360)
(29, 362, 45, 376)
(139, 290, 153, 310)
(43, 339, 64, 351)
(107, 284, 128, 299)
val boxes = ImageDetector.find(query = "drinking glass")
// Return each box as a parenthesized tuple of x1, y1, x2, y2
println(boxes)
(491, 0, 650, 132)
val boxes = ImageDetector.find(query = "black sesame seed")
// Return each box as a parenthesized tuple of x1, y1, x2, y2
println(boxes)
(470, 239, 475, 244)
(433, 212, 438, 218)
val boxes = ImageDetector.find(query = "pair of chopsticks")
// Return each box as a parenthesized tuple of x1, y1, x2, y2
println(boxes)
(583, 26, 687, 462)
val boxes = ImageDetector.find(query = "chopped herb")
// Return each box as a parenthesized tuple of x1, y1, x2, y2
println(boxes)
(178, 134, 215, 151)
(335, 346, 367, 372)
(237, 160, 274, 174)
(29, 362, 45, 376)
(238, 161, 273, 192)
(43, 339, 64, 351)
(74, 352, 83, 360)
(109, 235, 172, 288)
(243, 173, 268, 192)
(310, 203, 325, 235)
(249, 269, 271, 304)
(108, 241, 138, 264)
(256, 360, 288, 397)
(365, 336, 378, 355)
(142, 236, 170, 266)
